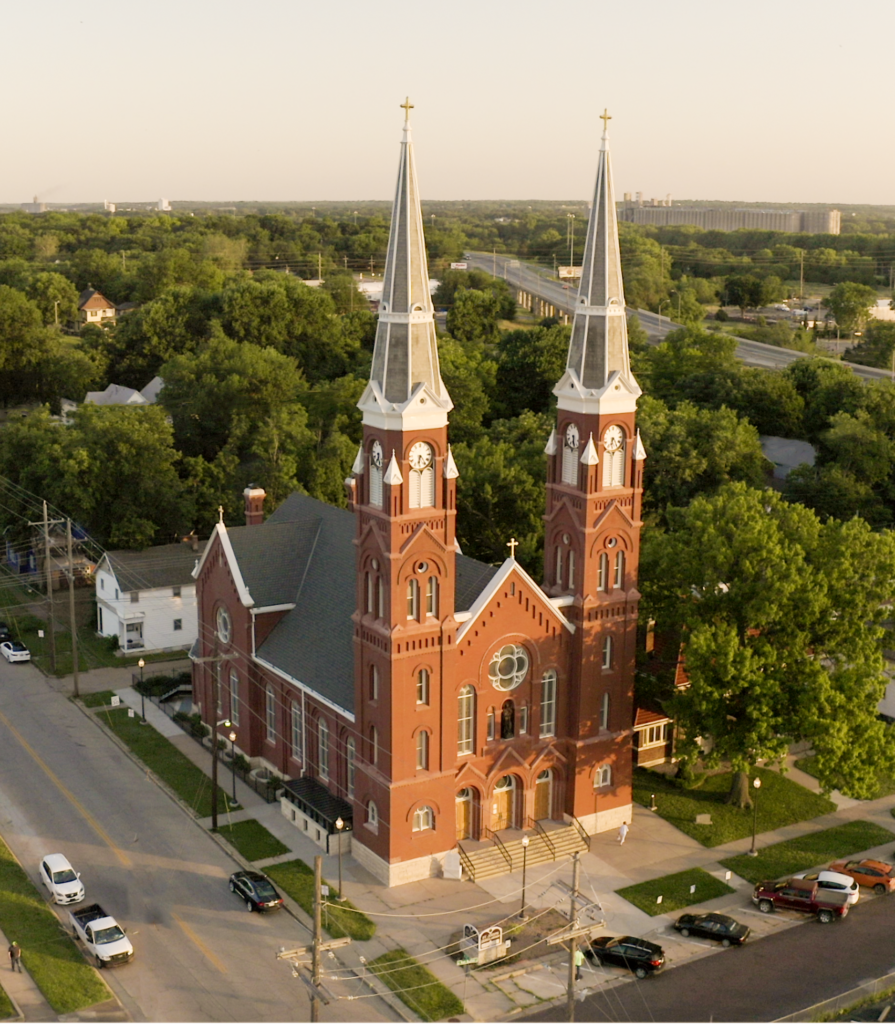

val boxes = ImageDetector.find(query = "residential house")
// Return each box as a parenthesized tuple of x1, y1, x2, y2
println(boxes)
(78, 288, 117, 327)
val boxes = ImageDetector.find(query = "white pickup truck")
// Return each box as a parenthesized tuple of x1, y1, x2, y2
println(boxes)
(69, 903, 134, 967)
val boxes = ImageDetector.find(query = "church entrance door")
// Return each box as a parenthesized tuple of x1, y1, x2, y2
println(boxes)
(456, 788, 474, 840)
(534, 769, 553, 821)
(493, 775, 516, 831)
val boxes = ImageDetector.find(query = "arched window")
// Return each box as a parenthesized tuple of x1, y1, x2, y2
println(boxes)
(426, 576, 438, 617)
(230, 670, 240, 726)
(407, 578, 419, 620)
(291, 701, 302, 761)
(318, 718, 329, 779)
(598, 553, 609, 592)
(540, 670, 557, 738)
(377, 577, 385, 619)
(369, 441, 384, 508)
(412, 805, 434, 832)
(595, 764, 612, 788)
(346, 738, 356, 799)
(415, 730, 429, 770)
(367, 800, 378, 828)
(365, 572, 373, 614)
(369, 664, 379, 701)
(600, 692, 610, 731)
(417, 669, 429, 705)
(369, 725, 378, 765)
(602, 635, 613, 670)
(486, 707, 496, 741)
(568, 550, 576, 590)
(562, 423, 579, 485)
(265, 684, 276, 742)
(500, 700, 515, 740)
(555, 545, 563, 587)
(408, 443, 435, 508)
(602, 428, 626, 488)
(614, 550, 625, 589)
(458, 686, 475, 755)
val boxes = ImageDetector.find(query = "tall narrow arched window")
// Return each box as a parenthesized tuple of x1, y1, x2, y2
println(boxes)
(369, 441, 384, 507)
(540, 670, 557, 738)
(415, 730, 429, 770)
(291, 701, 302, 761)
(602, 427, 626, 488)
(230, 670, 240, 726)
(555, 545, 563, 587)
(602, 635, 613, 669)
(377, 577, 385, 618)
(265, 684, 276, 742)
(367, 800, 378, 828)
(614, 550, 625, 589)
(346, 738, 356, 798)
(562, 424, 580, 485)
(600, 692, 610, 731)
(417, 668, 429, 705)
(407, 578, 419, 620)
(369, 725, 378, 765)
(568, 550, 576, 589)
(486, 707, 496, 741)
(426, 576, 438, 617)
(365, 572, 373, 614)
(369, 664, 379, 701)
(598, 553, 609, 592)
(458, 685, 475, 755)
(408, 442, 435, 508)
(318, 718, 329, 779)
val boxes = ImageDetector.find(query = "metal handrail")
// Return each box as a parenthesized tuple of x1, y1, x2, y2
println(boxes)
(456, 844, 476, 881)
(569, 815, 591, 851)
(483, 828, 513, 870)
(527, 818, 556, 860)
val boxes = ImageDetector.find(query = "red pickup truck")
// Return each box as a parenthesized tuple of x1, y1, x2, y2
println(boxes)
(752, 878, 850, 923)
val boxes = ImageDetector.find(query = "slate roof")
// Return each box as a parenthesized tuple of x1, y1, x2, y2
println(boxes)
(103, 544, 201, 593)
(226, 493, 498, 717)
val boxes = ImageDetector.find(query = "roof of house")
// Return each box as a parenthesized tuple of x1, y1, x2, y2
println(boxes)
(84, 384, 148, 406)
(634, 707, 671, 729)
(226, 492, 498, 717)
(101, 543, 201, 593)
(79, 288, 115, 311)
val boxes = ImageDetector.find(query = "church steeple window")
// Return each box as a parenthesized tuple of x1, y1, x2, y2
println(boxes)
(555, 545, 563, 587)
(369, 441, 384, 507)
(407, 578, 420, 619)
(602, 426, 626, 488)
(601, 692, 611, 730)
(597, 553, 609, 592)
(568, 550, 576, 589)
(408, 442, 435, 508)
(426, 575, 438, 617)
(377, 577, 385, 618)
(561, 424, 580, 485)
(602, 636, 613, 670)
(614, 551, 625, 589)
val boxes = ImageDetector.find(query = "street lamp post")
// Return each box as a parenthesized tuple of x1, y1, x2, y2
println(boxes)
(211, 717, 231, 832)
(749, 776, 762, 856)
(335, 817, 345, 900)
(138, 658, 146, 723)
(228, 730, 237, 805)
(519, 835, 530, 920)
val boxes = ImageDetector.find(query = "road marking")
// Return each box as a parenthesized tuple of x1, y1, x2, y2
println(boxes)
(0, 707, 131, 867)
(172, 912, 227, 974)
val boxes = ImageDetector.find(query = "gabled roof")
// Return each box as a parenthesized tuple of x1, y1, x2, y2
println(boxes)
(84, 384, 148, 406)
(99, 543, 202, 593)
(79, 288, 114, 310)
(634, 707, 671, 729)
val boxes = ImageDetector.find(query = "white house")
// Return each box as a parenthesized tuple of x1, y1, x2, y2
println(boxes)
(95, 543, 202, 653)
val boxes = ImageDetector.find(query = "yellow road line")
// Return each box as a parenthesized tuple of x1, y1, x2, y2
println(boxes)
(0, 707, 131, 868)
(172, 912, 227, 974)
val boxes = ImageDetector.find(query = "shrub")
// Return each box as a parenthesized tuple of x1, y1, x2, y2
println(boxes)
(715, 308, 730, 322)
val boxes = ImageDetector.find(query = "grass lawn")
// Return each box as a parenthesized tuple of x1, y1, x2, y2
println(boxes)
(633, 766, 835, 847)
(215, 820, 289, 861)
(720, 820, 895, 885)
(98, 707, 232, 819)
(0, 982, 13, 1019)
(369, 948, 464, 1023)
(0, 835, 109, 1014)
(79, 690, 117, 708)
(616, 868, 735, 917)
(264, 859, 375, 940)
(794, 755, 895, 800)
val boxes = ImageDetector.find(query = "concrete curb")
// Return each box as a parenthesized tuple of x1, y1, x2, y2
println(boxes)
(0, 986, 24, 1022)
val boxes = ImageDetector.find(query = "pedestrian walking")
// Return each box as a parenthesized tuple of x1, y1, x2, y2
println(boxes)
(574, 945, 585, 981)
(8, 942, 22, 972)
(618, 821, 629, 845)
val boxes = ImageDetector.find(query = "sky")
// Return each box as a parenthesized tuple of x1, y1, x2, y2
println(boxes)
(3, 0, 893, 207)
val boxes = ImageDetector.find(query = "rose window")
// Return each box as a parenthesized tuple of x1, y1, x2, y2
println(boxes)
(488, 644, 529, 691)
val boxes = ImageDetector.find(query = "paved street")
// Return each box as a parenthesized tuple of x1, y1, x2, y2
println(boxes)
(0, 659, 392, 1023)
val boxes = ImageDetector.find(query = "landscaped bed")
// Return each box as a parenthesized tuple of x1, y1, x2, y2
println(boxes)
(0, 834, 110, 1014)
(616, 868, 735, 916)
(369, 947, 464, 1022)
(216, 819, 289, 861)
(97, 707, 233, 819)
(264, 859, 375, 940)
(633, 765, 835, 847)
(720, 820, 895, 885)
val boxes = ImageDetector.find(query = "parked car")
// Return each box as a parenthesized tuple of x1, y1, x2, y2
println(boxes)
(39, 853, 85, 905)
(752, 878, 850, 922)
(228, 870, 283, 912)
(829, 860, 895, 894)
(586, 936, 665, 978)
(0, 640, 30, 663)
(673, 912, 750, 946)
(793, 870, 860, 905)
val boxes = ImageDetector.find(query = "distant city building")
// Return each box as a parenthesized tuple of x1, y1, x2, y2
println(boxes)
(157, 198, 171, 211)
(104, 200, 116, 213)
(619, 195, 840, 235)
(869, 298, 895, 323)
(22, 195, 46, 214)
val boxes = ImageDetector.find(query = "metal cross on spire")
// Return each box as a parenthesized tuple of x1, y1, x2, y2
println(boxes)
(507, 537, 518, 559)
(600, 108, 611, 131)
(218, 505, 224, 524)
(400, 96, 414, 123)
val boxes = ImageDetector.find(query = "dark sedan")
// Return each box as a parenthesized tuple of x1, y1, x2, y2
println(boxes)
(587, 935, 666, 978)
(673, 912, 750, 946)
(228, 870, 284, 912)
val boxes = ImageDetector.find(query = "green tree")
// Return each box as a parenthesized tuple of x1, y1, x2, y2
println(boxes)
(641, 483, 895, 797)
(724, 274, 763, 316)
(843, 320, 895, 370)
(445, 288, 501, 347)
(495, 324, 569, 418)
(783, 464, 890, 528)
(824, 282, 878, 336)
(438, 337, 497, 444)
(26, 272, 80, 326)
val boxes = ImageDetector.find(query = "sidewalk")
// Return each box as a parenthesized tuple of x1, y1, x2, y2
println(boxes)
(79, 678, 895, 1022)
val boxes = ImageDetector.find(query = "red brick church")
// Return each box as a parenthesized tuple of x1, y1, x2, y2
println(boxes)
(191, 105, 645, 886)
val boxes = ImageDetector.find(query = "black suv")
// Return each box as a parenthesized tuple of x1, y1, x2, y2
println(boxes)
(587, 935, 666, 978)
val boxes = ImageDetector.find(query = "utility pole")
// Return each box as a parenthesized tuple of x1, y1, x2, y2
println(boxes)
(567, 852, 580, 1023)
(318, 252, 322, 281)
(66, 519, 79, 697)
(54, 300, 59, 328)
(41, 501, 56, 673)
(799, 251, 804, 303)
(312, 854, 322, 1024)
(193, 646, 235, 830)
(493, 249, 496, 277)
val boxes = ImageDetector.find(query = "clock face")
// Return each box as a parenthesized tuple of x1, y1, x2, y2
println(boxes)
(408, 442, 433, 470)
(371, 441, 383, 469)
(603, 425, 624, 452)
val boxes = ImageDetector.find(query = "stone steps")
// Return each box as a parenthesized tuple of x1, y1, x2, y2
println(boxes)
(459, 823, 588, 882)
